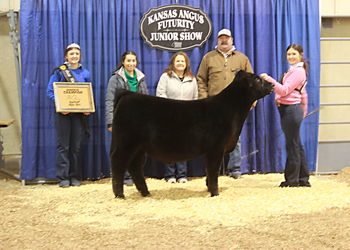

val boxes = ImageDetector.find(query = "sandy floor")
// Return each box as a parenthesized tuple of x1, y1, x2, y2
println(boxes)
(1, 169, 350, 250)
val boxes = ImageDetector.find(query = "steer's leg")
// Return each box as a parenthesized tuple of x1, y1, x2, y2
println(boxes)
(110, 146, 130, 199)
(128, 151, 150, 197)
(204, 152, 224, 197)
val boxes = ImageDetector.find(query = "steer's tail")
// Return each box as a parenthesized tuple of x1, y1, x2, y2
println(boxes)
(113, 89, 133, 111)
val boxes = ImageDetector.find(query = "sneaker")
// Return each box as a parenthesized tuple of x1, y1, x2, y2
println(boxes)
(71, 178, 81, 186)
(166, 178, 176, 184)
(124, 179, 134, 186)
(233, 173, 242, 179)
(177, 178, 188, 183)
(59, 180, 70, 188)
(226, 171, 242, 179)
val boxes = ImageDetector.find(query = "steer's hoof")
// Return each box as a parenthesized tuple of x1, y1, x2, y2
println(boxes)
(210, 192, 219, 197)
(141, 191, 151, 197)
(115, 194, 125, 199)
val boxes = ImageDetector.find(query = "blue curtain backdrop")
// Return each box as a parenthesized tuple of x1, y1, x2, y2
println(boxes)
(19, 0, 320, 180)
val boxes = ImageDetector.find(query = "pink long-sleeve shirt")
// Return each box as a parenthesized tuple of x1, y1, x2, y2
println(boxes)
(267, 62, 308, 117)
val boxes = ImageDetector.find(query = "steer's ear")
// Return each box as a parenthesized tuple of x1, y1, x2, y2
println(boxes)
(235, 68, 241, 75)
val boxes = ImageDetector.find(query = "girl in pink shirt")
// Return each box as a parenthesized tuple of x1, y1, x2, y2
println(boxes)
(261, 44, 310, 188)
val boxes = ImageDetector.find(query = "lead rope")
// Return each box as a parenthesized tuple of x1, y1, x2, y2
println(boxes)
(262, 96, 267, 173)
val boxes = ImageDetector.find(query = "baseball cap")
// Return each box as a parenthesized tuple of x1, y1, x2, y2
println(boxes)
(66, 43, 81, 50)
(218, 29, 232, 38)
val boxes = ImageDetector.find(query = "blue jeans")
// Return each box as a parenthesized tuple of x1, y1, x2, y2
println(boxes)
(227, 136, 242, 174)
(54, 113, 84, 182)
(124, 171, 132, 180)
(278, 104, 309, 185)
(164, 161, 187, 181)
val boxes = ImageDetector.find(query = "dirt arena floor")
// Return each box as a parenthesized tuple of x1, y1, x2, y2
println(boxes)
(1, 168, 350, 250)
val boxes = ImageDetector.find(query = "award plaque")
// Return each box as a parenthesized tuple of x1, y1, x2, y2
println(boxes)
(53, 82, 95, 113)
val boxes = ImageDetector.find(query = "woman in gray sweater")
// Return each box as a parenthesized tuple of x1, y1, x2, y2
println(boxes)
(106, 51, 148, 185)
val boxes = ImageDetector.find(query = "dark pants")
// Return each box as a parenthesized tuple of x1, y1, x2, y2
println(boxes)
(54, 113, 84, 182)
(278, 104, 309, 185)
(164, 161, 187, 181)
(124, 171, 132, 180)
(227, 136, 242, 173)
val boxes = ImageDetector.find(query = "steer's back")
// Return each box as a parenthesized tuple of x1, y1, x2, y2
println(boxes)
(112, 91, 235, 163)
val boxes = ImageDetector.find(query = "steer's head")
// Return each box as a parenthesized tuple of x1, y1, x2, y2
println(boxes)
(234, 70, 274, 100)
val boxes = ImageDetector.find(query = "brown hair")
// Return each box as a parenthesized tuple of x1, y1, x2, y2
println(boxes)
(163, 51, 194, 79)
(114, 51, 139, 72)
(286, 44, 309, 76)
(64, 46, 81, 63)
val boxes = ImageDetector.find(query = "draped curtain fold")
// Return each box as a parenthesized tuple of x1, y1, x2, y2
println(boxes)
(19, 0, 320, 180)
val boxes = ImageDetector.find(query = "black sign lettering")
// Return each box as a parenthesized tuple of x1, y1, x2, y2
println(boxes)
(139, 4, 212, 51)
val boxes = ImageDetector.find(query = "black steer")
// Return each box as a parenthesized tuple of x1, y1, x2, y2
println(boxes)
(110, 70, 274, 198)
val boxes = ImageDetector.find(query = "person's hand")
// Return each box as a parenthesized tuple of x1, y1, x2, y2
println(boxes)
(61, 112, 69, 115)
(83, 112, 90, 116)
(108, 127, 112, 132)
(250, 100, 257, 111)
(260, 73, 269, 81)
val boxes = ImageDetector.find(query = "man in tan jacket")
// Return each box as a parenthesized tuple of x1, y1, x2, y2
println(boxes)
(197, 28, 256, 178)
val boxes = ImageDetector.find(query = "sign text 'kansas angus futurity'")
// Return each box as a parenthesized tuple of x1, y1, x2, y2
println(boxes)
(139, 5, 212, 51)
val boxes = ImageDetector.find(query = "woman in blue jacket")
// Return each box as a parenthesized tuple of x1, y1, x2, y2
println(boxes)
(47, 43, 92, 188)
